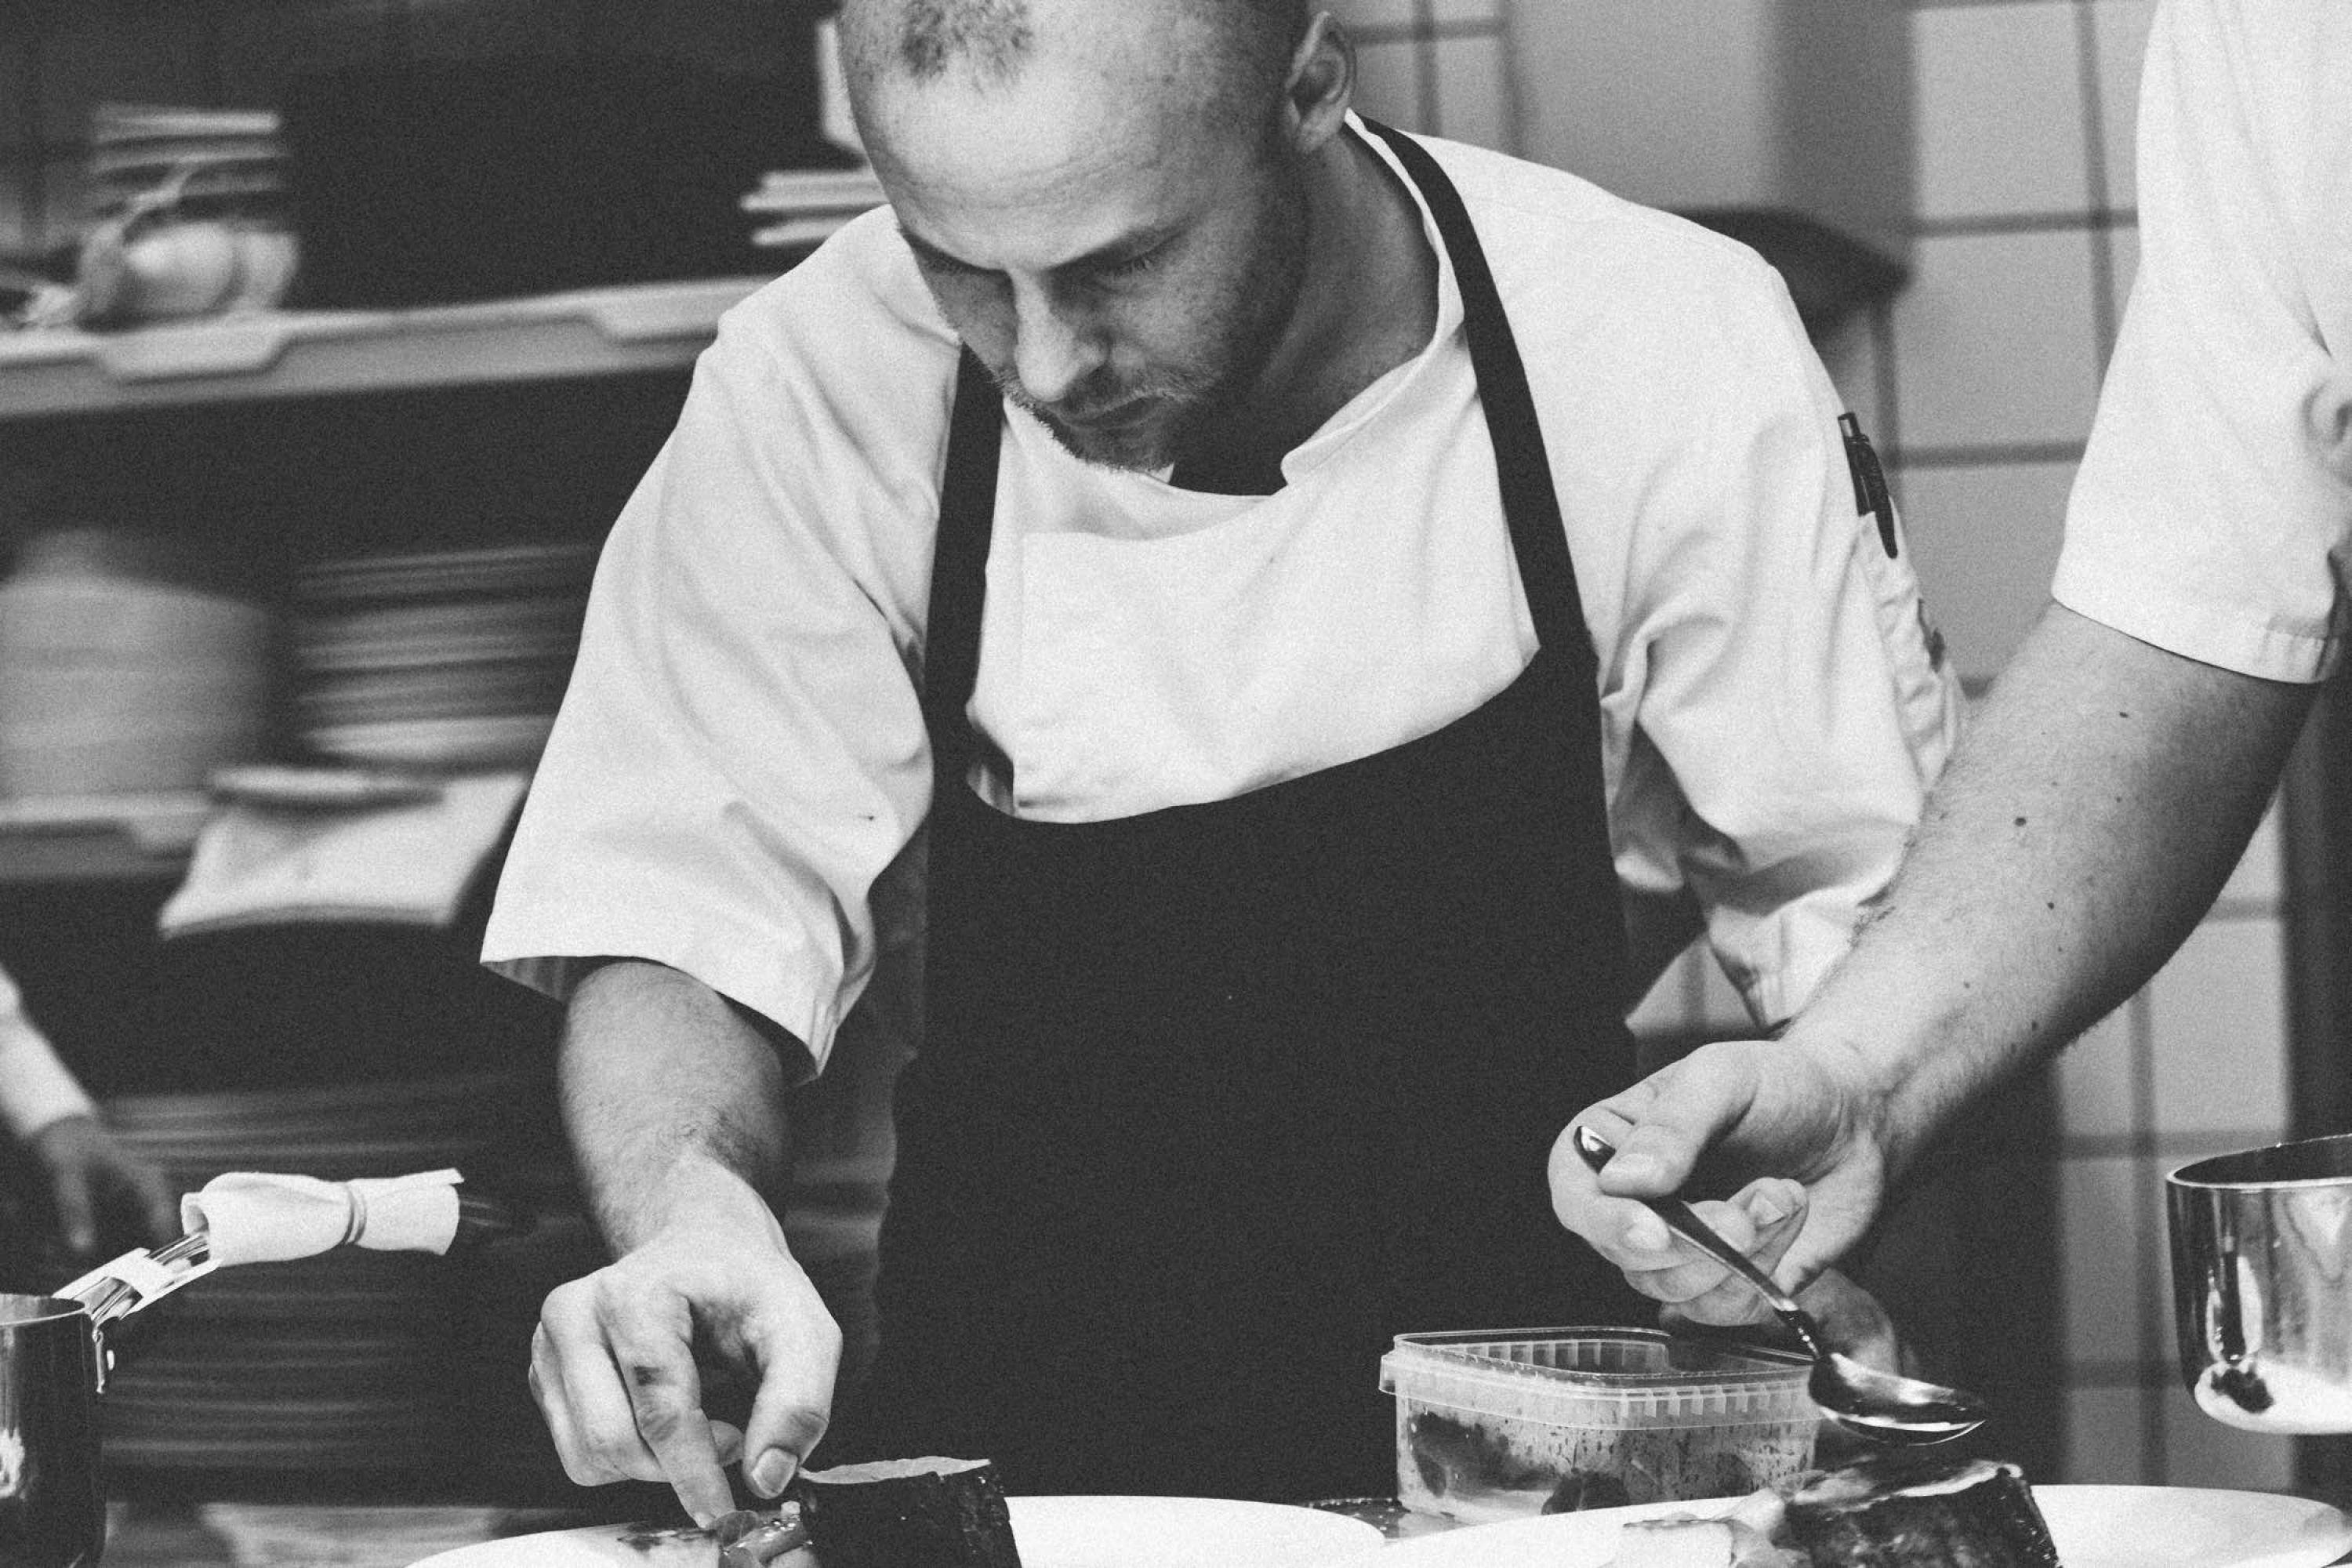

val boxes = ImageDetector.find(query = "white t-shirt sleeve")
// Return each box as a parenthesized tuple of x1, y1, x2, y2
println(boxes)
(2053, 0, 2352, 681)
(1606, 255, 1962, 1026)
(0, 964, 98, 1141)
(481, 245, 953, 1075)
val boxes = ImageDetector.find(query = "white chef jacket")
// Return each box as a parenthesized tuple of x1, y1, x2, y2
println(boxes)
(0, 964, 95, 1140)
(483, 124, 1960, 1070)
(2053, 0, 2352, 681)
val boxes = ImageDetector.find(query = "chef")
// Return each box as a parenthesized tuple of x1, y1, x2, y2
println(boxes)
(1555, 0, 2350, 1334)
(483, 0, 1958, 1523)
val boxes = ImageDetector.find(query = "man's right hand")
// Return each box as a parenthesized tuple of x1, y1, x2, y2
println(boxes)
(529, 1182, 842, 1528)
(1548, 1035, 1896, 1327)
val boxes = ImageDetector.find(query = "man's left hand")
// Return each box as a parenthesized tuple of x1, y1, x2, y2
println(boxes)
(1550, 1036, 1893, 1326)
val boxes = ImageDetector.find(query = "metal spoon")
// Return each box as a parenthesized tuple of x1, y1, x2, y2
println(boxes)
(1571, 1123, 1988, 1445)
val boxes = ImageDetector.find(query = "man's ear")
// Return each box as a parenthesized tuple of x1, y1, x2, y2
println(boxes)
(1282, 11, 1354, 152)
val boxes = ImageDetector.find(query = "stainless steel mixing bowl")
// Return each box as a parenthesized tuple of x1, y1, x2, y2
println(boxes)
(2169, 1134, 2352, 1434)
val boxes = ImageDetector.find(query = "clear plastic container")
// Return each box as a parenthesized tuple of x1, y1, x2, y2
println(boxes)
(1380, 1327, 1818, 1526)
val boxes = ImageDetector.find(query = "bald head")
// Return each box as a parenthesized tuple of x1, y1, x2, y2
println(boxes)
(840, 0, 1370, 474)
(842, 0, 1308, 120)
(871, 0, 1033, 82)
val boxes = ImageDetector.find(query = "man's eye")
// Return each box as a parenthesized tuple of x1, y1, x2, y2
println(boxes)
(1103, 247, 1163, 279)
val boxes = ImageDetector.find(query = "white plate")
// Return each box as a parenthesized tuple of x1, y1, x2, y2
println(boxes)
(1365, 1485, 2352, 1568)
(408, 1494, 1383, 1567)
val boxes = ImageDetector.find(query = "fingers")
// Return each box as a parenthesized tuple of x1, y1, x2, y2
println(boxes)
(125, 1159, 181, 1249)
(739, 1354, 835, 1497)
(1555, 1036, 1901, 1345)
(33, 1120, 181, 1255)
(1797, 1267, 1904, 1374)
(1733, 1178, 1808, 1279)
(1551, 1048, 1765, 1269)
(45, 1163, 97, 1258)
(1616, 1183, 1795, 1303)
(708, 1420, 746, 1467)
(528, 1324, 583, 1477)
(1635, 1179, 1810, 1327)
(1590, 1048, 1767, 1198)
(533, 1288, 650, 1488)
(608, 1292, 736, 1526)
(534, 1279, 735, 1526)
(1548, 1109, 1671, 1268)
(739, 1292, 841, 1498)
(529, 1242, 844, 1526)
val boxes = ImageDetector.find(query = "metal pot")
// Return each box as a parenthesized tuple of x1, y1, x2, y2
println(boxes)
(2168, 1133, 2352, 1435)
(0, 1294, 108, 1567)
(0, 1177, 528, 1566)
(0, 1231, 214, 1568)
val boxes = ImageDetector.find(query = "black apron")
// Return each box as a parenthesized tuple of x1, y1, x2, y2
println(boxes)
(839, 122, 1645, 1502)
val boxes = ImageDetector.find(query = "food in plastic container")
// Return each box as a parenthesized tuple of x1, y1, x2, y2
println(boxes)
(1379, 1327, 1817, 1526)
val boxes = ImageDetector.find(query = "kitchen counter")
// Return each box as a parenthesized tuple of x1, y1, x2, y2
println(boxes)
(101, 1502, 589, 1567)
(100, 1494, 2352, 1565)
(100, 1496, 1449, 1565)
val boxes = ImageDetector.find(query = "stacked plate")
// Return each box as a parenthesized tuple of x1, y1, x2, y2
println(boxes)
(0, 541, 270, 799)
(98, 1075, 531, 1483)
(89, 103, 289, 224)
(291, 541, 599, 771)
(741, 164, 887, 250)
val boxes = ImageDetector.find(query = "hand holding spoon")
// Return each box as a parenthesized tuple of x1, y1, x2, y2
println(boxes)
(1571, 1123, 1988, 1445)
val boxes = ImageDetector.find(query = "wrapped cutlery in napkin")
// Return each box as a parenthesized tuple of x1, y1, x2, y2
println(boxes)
(180, 1167, 464, 1266)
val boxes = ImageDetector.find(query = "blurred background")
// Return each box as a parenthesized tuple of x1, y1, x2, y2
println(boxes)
(0, 0, 2329, 1524)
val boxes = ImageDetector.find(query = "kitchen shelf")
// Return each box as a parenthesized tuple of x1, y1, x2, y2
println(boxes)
(0, 275, 770, 421)
(0, 793, 208, 885)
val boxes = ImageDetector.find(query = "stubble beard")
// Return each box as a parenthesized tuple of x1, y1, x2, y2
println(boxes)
(998, 160, 1312, 474)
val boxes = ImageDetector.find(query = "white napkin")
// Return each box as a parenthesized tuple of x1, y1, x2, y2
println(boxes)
(182, 1168, 463, 1267)
(157, 771, 528, 938)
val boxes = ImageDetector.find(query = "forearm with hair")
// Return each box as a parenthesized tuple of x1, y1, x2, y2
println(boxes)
(560, 959, 803, 1255)
(1792, 604, 2314, 1177)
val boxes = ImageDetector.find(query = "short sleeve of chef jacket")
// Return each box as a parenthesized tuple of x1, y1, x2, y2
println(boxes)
(2053, 0, 2352, 681)
(481, 132, 1961, 1062)
(0, 963, 95, 1139)
(481, 217, 957, 1073)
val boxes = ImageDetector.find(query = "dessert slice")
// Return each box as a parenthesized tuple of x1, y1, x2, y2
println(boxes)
(1783, 1454, 2060, 1566)
(792, 1457, 1023, 1568)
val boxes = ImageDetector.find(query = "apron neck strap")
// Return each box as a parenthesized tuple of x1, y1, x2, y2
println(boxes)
(924, 349, 1004, 782)
(1358, 118, 1599, 684)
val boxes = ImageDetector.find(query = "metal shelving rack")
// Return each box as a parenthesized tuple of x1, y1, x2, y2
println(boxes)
(0, 274, 767, 881)
(0, 276, 765, 422)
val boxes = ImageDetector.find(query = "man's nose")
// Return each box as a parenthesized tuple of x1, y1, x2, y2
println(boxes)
(1008, 285, 1105, 406)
